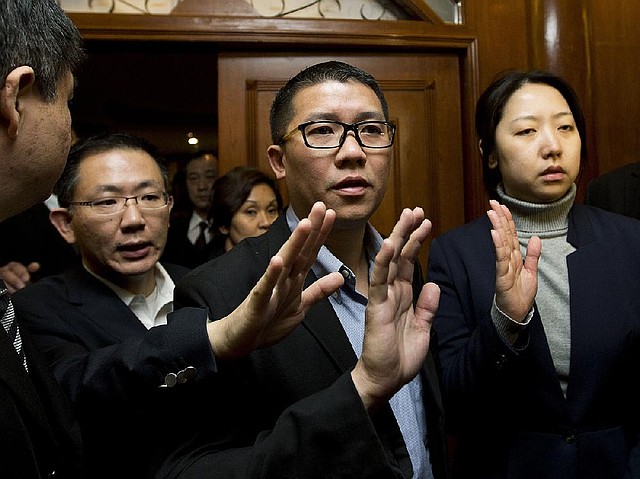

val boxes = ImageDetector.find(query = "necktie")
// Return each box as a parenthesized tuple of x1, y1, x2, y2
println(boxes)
(0, 279, 26, 368)
(194, 221, 208, 250)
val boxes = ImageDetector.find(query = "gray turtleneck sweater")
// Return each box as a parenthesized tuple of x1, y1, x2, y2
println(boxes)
(491, 184, 577, 396)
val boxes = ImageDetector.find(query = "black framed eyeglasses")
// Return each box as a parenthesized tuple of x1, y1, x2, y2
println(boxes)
(280, 120, 396, 149)
(68, 191, 171, 216)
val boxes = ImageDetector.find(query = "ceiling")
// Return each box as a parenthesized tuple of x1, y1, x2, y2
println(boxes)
(71, 40, 219, 161)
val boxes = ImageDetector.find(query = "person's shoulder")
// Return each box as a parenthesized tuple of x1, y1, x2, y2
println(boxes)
(599, 161, 640, 180)
(167, 212, 191, 233)
(588, 161, 640, 191)
(575, 202, 640, 234)
(11, 270, 70, 309)
(432, 215, 491, 244)
(160, 262, 190, 281)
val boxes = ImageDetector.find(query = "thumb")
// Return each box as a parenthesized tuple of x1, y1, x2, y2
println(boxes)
(27, 262, 41, 273)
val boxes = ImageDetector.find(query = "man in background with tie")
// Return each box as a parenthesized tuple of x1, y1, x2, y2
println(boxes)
(163, 152, 219, 267)
(0, 0, 85, 476)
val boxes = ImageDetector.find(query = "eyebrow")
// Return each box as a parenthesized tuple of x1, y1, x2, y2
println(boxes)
(93, 180, 163, 194)
(509, 111, 574, 124)
(304, 111, 385, 123)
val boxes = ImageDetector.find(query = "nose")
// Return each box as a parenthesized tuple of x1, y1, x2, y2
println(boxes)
(335, 131, 366, 167)
(257, 211, 272, 229)
(120, 198, 146, 228)
(540, 127, 563, 159)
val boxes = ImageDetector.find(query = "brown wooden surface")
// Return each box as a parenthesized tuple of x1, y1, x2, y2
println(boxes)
(68, 0, 640, 231)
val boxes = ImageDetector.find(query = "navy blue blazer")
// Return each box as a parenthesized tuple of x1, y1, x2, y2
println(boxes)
(428, 203, 640, 478)
(163, 213, 448, 479)
(13, 264, 216, 479)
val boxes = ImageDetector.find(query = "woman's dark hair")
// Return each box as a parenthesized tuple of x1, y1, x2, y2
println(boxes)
(209, 166, 283, 236)
(475, 69, 587, 198)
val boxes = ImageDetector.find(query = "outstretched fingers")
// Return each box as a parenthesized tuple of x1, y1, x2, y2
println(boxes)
(274, 202, 336, 280)
(487, 200, 520, 278)
(369, 207, 430, 300)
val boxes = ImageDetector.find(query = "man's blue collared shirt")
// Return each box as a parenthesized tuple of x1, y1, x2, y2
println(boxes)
(286, 208, 431, 479)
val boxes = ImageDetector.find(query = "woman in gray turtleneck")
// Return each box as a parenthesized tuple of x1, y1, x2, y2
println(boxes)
(428, 70, 640, 479)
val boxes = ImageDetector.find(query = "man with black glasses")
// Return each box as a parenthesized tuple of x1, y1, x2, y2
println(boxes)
(165, 61, 448, 478)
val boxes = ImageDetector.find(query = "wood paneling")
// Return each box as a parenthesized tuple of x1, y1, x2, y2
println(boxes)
(588, 1, 640, 177)
(68, 0, 640, 227)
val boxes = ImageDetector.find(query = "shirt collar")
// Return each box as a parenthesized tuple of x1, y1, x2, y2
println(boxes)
(284, 207, 383, 292)
(84, 262, 175, 308)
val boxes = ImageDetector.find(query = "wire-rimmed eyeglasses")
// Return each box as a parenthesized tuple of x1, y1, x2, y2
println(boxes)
(68, 191, 171, 216)
(279, 120, 396, 149)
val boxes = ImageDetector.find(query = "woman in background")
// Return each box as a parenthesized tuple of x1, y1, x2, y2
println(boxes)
(428, 70, 640, 478)
(209, 166, 283, 258)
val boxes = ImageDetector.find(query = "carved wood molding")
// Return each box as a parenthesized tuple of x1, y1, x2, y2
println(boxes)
(70, 13, 472, 46)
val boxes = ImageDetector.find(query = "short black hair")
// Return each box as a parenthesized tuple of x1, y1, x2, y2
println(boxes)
(0, 0, 85, 102)
(55, 132, 168, 207)
(269, 61, 389, 144)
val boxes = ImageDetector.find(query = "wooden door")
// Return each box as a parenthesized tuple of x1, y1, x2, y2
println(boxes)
(218, 53, 464, 268)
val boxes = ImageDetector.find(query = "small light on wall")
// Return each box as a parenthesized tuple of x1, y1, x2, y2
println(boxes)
(187, 132, 199, 146)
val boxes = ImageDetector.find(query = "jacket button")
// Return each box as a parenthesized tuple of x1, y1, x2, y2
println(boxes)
(564, 432, 576, 444)
(164, 372, 178, 388)
(177, 366, 197, 384)
(494, 354, 507, 370)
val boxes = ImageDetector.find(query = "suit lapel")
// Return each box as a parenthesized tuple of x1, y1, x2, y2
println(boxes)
(267, 214, 358, 372)
(64, 267, 147, 340)
(0, 320, 54, 442)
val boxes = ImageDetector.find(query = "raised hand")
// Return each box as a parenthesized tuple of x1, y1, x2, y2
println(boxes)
(209, 202, 345, 359)
(351, 207, 440, 411)
(487, 200, 541, 322)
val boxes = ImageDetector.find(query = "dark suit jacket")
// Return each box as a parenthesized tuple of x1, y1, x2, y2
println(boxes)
(162, 212, 216, 269)
(585, 161, 640, 220)
(0, 321, 83, 478)
(0, 202, 78, 280)
(13, 264, 217, 479)
(164, 213, 448, 479)
(428, 203, 640, 478)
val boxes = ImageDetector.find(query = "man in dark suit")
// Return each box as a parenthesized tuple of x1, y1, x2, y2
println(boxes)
(0, 1, 85, 477)
(164, 61, 447, 478)
(163, 152, 219, 267)
(14, 132, 347, 478)
(584, 161, 640, 220)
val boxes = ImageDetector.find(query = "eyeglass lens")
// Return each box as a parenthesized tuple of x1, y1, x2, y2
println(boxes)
(302, 121, 393, 148)
(91, 192, 168, 214)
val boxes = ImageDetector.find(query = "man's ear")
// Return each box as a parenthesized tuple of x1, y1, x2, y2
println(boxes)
(218, 225, 229, 235)
(49, 208, 77, 245)
(0, 66, 36, 139)
(267, 145, 287, 180)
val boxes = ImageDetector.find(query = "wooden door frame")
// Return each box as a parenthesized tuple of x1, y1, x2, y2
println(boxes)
(70, 13, 483, 221)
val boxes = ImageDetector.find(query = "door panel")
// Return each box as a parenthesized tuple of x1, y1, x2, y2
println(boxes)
(218, 53, 464, 268)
